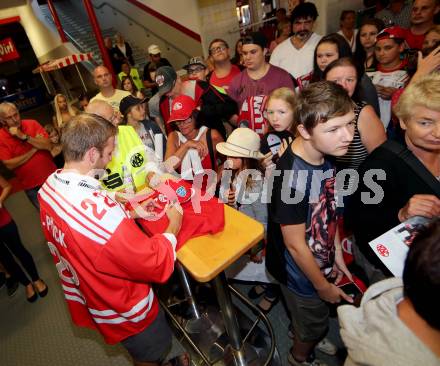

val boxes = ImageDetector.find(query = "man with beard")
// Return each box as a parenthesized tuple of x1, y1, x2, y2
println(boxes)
(270, 2, 322, 83)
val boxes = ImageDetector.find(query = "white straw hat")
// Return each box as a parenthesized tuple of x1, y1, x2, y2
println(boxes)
(216, 128, 264, 159)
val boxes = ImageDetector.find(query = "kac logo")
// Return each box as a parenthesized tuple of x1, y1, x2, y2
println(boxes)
(155, 74, 165, 87)
(376, 244, 389, 257)
(130, 153, 144, 168)
(176, 186, 187, 197)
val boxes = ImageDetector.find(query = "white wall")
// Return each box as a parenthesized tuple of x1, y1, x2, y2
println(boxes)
(138, 0, 201, 34)
(308, 0, 365, 36)
(91, 0, 203, 69)
(198, 0, 240, 57)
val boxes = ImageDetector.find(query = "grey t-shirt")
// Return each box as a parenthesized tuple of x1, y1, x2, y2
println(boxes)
(148, 92, 161, 119)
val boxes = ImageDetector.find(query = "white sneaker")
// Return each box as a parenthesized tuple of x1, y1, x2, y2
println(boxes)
(288, 326, 337, 356)
(288, 353, 328, 366)
(316, 338, 337, 356)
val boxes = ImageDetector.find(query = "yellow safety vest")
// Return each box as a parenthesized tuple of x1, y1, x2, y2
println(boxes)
(102, 125, 148, 192)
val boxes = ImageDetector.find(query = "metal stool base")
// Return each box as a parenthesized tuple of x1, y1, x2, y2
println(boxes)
(161, 294, 281, 366)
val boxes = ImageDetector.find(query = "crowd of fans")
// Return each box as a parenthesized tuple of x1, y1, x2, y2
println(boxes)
(1, 1, 440, 366)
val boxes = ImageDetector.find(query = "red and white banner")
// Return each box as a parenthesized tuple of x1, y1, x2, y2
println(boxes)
(32, 52, 94, 73)
(0, 37, 20, 63)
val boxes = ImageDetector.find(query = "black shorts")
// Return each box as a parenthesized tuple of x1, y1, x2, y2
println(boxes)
(120, 307, 172, 363)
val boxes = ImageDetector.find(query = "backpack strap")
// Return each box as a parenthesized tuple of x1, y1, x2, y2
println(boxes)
(381, 140, 440, 197)
(206, 128, 216, 170)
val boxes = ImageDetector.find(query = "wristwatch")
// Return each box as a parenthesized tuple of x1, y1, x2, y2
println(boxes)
(22, 134, 29, 142)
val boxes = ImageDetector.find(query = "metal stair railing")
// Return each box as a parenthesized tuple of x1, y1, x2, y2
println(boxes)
(39, 6, 96, 73)
(93, 1, 192, 59)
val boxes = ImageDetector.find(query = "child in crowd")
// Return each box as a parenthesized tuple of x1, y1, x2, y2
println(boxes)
(308, 34, 380, 116)
(368, 26, 409, 129)
(118, 61, 143, 92)
(353, 18, 385, 73)
(121, 75, 144, 99)
(216, 128, 270, 296)
(261, 87, 296, 171)
(266, 81, 355, 366)
(310, 33, 352, 84)
(77, 93, 89, 111)
(44, 124, 64, 169)
(254, 87, 297, 314)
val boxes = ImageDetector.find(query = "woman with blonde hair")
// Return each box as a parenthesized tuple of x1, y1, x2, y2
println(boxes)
(348, 73, 440, 284)
(52, 93, 77, 130)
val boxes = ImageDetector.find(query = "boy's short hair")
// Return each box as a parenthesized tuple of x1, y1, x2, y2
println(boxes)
(294, 81, 353, 134)
(241, 32, 267, 50)
(290, 3, 319, 22)
(403, 220, 440, 330)
(394, 73, 440, 123)
(61, 113, 117, 162)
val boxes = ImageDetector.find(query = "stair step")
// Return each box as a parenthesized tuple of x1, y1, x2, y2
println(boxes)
(38, 3, 186, 69)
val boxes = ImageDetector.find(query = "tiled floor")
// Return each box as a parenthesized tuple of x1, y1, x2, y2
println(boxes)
(0, 190, 345, 366)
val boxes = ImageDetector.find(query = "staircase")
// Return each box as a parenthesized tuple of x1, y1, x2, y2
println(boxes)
(39, 2, 147, 70)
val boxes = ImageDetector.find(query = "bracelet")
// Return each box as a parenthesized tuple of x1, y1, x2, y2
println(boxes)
(22, 135, 29, 141)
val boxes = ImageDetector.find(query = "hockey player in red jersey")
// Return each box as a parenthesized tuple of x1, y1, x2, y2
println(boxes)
(38, 113, 184, 366)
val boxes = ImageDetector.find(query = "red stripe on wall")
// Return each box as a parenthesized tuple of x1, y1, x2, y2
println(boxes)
(125, 0, 201, 43)
(0, 16, 21, 25)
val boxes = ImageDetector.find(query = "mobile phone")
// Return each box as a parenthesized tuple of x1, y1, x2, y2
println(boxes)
(338, 282, 363, 307)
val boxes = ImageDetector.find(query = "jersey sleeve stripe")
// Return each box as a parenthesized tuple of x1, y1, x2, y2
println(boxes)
(65, 293, 86, 305)
(91, 290, 154, 324)
(88, 288, 154, 318)
(62, 284, 83, 296)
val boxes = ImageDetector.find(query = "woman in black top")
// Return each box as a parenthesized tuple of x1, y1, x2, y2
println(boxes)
(347, 73, 440, 283)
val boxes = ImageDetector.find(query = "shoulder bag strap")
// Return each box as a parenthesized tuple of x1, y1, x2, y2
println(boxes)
(206, 128, 216, 169)
(382, 140, 440, 197)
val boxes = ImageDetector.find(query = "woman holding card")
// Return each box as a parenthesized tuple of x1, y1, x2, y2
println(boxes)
(347, 73, 440, 284)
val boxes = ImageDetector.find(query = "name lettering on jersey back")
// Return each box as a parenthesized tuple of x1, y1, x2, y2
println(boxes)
(45, 214, 67, 248)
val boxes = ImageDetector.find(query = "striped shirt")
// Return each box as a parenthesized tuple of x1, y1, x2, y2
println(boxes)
(336, 101, 369, 171)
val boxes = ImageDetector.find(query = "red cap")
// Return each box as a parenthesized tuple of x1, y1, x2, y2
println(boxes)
(167, 95, 197, 124)
(376, 26, 407, 42)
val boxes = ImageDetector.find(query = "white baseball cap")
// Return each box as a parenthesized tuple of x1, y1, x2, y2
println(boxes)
(148, 44, 161, 55)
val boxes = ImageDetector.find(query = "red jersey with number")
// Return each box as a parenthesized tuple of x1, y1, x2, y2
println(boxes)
(237, 95, 269, 137)
(0, 120, 56, 190)
(38, 171, 176, 344)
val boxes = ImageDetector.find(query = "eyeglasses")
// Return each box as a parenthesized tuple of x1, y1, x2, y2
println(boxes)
(188, 66, 205, 74)
(209, 45, 227, 54)
(175, 118, 192, 127)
